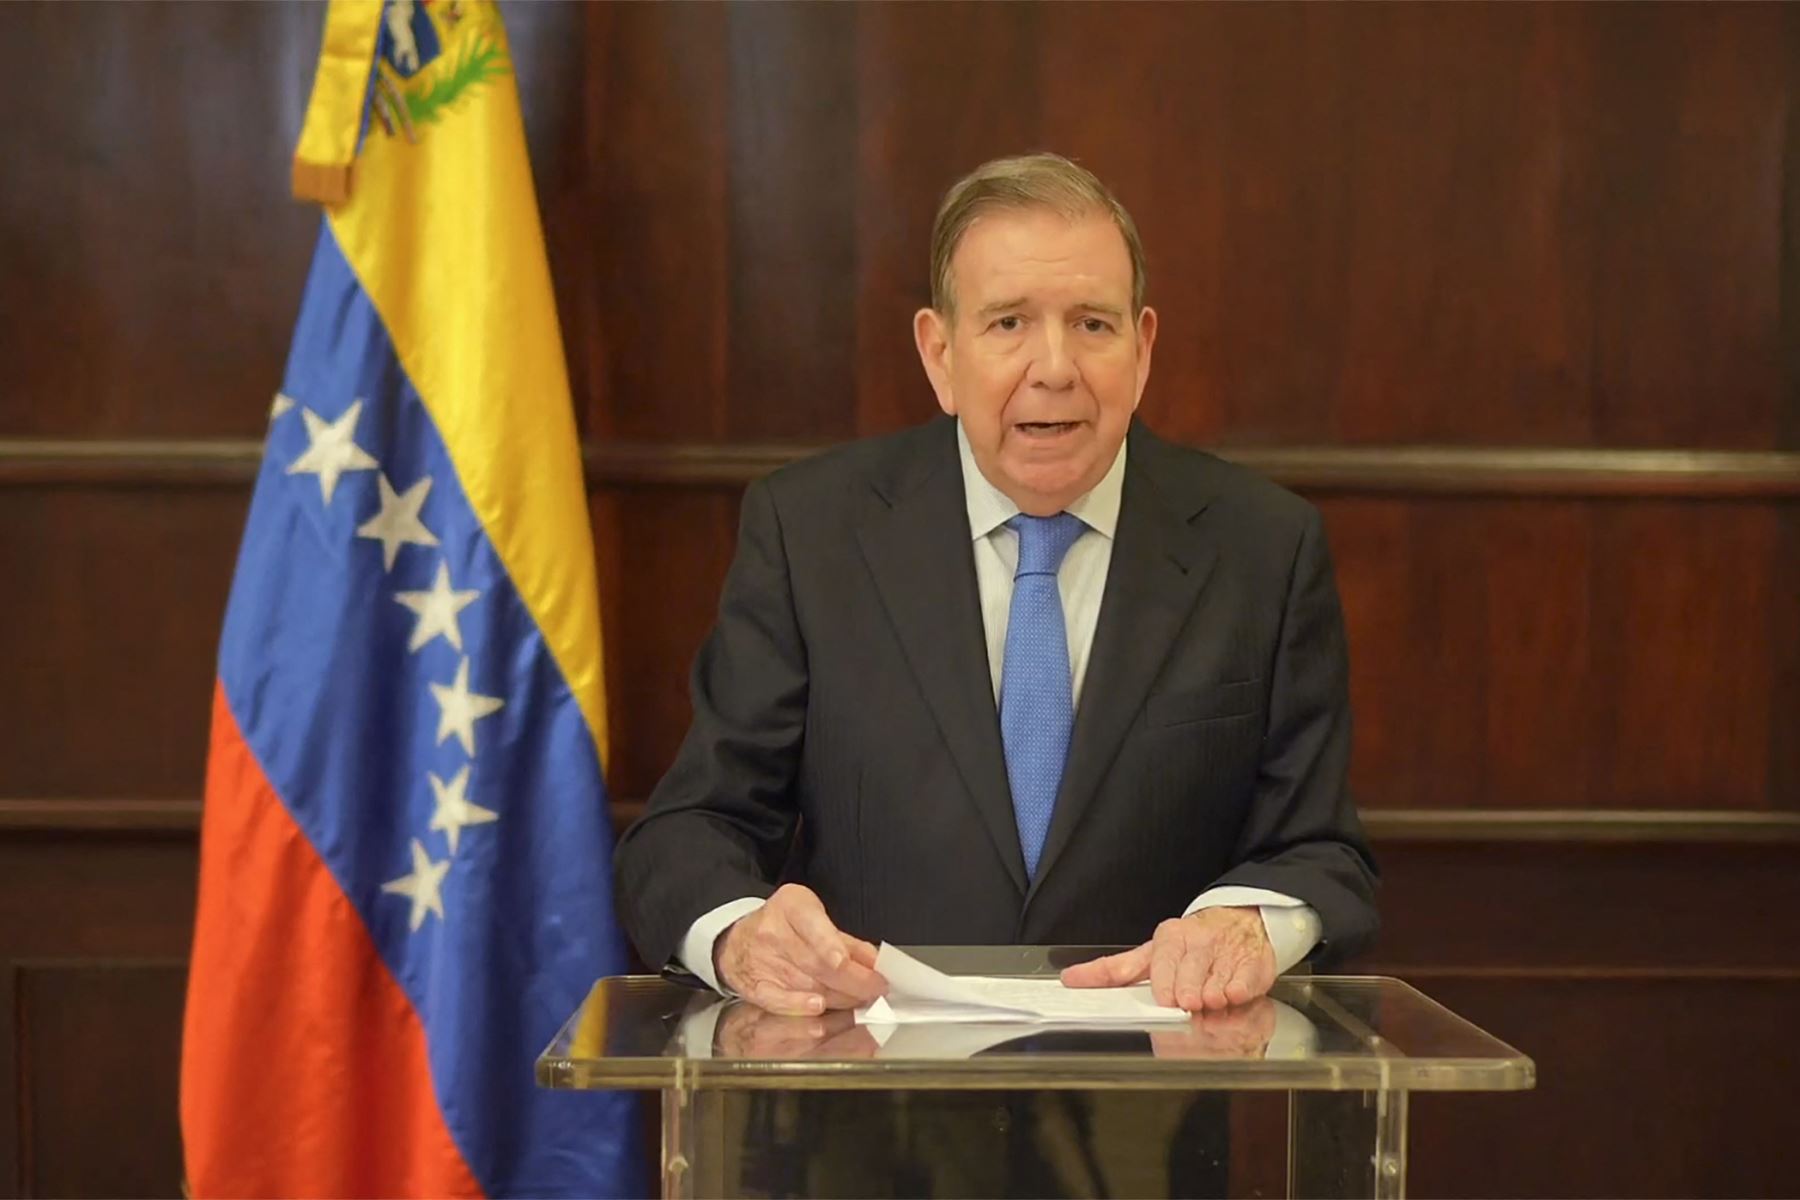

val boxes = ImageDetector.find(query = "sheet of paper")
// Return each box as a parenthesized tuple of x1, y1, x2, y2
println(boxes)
(857, 944, 1189, 1025)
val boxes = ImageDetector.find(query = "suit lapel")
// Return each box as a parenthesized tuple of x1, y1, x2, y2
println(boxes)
(1025, 425, 1219, 903)
(855, 421, 1028, 895)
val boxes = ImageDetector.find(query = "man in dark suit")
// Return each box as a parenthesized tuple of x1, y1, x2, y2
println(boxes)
(615, 153, 1377, 1018)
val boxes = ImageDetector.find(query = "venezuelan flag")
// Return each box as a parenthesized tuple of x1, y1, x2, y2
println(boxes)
(180, 2, 639, 1195)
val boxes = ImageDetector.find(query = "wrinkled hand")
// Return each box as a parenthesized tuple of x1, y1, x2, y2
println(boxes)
(715, 1005, 880, 1060)
(1059, 907, 1276, 1011)
(715, 883, 887, 1014)
(1149, 997, 1278, 1059)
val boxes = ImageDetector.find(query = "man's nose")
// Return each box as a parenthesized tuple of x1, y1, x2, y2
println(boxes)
(1026, 323, 1078, 390)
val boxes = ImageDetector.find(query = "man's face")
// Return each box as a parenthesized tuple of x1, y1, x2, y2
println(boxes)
(914, 208, 1157, 516)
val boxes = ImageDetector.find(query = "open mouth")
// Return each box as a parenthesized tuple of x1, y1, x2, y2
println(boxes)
(1014, 421, 1082, 437)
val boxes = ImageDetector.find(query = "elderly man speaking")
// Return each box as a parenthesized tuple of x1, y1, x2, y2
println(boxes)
(615, 153, 1377, 1016)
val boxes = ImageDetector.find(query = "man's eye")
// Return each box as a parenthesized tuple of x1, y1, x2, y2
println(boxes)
(992, 316, 1023, 332)
(1080, 318, 1112, 334)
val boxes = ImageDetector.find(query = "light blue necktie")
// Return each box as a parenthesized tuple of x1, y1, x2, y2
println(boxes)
(999, 511, 1088, 880)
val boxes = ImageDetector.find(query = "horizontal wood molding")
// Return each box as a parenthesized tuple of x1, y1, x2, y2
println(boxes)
(1360, 808, 1800, 842)
(6, 798, 1798, 842)
(0, 799, 201, 833)
(3, 438, 1798, 497)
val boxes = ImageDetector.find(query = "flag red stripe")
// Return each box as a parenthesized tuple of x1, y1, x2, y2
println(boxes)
(181, 680, 485, 1199)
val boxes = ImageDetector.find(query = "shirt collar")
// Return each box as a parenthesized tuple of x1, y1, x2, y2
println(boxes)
(956, 418, 1126, 542)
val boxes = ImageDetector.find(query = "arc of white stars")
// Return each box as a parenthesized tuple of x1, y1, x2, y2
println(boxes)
(428, 765, 498, 854)
(381, 838, 450, 932)
(357, 473, 440, 571)
(286, 399, 378, 505)
(395, 561, 481, 652)
(429, 656, 505, 756)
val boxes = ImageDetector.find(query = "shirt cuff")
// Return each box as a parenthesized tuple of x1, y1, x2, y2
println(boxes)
(677, 896, 768, 994)
(1183, 887, 1322, 976)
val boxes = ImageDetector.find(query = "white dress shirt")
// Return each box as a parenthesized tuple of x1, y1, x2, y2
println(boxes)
(677, 421, 1321, 992)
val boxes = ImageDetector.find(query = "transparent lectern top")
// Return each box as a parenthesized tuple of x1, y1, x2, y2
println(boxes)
(538, 949, 1532, 1094)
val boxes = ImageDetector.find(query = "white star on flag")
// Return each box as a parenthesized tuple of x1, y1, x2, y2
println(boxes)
(428, 765, 498, 854)
(429, 656, 505, 756)
(357, 473, 440, 571)
(394, 561, 480, 652)
(380, 838, 451, 931)
(270, 392, 295, 422)
(286, 399, 378, 504)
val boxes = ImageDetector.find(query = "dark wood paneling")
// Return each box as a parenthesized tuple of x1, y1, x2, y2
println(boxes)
(1322, 496, 1789, 811)
(583, 2, 730, 443)
(1774, 510, 1800, 812)
(0, 487, 239, 800)
(2, 4, 1794, 450)
(1582, 3, 1788, 451)
(1590, 503, 1781, 809)
(15, 961, 186, 1199)
(1355, 840, 1800, 974)
(1405, 977, 1800, 1199)
(1, 965, 14, 1199)
(0, 3, 321, 440)
(596, 486, 743, 800)
(724, 4, 858, 442)
(0, 836, 196, 961)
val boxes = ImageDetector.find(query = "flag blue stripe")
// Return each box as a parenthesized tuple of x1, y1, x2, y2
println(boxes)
(220, 223, 639, 1197)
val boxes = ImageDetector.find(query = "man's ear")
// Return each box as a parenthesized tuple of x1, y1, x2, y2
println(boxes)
(913, 307, 957, 415)
(1132, 305, 1158, 410)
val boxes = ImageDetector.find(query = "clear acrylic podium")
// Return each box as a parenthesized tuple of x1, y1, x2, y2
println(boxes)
(539, 948, 1533, 1199)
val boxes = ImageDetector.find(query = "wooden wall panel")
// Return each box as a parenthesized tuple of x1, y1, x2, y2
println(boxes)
(0, 837, 196, 962)
(1590, 503, 1781, 809)
(593, 486, 744, 799)
(724, 4, 859, 443)
(1357, 840, 1800, 974)
(574, 2, 1796, 450)
(0, 3, 321, 440)
(15, 962, 186, 1199)
(581, 1, 730, 443)
(0, 487, 241, 800)
(1404, 977, 1800, 1199)
(1319, 496, 1789, 812)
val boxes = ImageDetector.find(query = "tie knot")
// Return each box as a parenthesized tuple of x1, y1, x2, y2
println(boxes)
(1007, 512, 1087, 577)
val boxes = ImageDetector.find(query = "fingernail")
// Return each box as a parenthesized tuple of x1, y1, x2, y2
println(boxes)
(829, 950, 845, 969)
(807, 996, 824, 1014)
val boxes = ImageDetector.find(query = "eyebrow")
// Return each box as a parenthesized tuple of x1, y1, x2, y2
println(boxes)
(973, 298, 1128, 320)
(975, 298, 1028, 319)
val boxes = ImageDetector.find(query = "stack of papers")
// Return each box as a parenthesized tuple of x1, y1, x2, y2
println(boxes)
(856, 944, 1189, 1025)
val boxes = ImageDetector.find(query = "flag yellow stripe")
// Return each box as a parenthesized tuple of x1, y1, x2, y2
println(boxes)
(322, 5, 608, 761)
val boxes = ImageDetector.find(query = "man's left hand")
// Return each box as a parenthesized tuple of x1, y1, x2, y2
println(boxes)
(1059, 906, 1276, 1011)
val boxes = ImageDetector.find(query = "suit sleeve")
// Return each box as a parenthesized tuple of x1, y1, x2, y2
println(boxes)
(613, 477, 807, 970)
(1209, 506, 1380, 964)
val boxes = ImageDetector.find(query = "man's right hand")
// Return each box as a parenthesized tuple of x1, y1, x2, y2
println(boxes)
(714, 883, 887, 1014)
